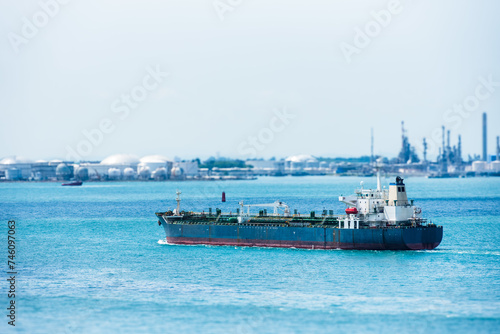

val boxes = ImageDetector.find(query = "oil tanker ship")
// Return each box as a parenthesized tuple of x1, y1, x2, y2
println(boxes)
(155, 175, 442, 250)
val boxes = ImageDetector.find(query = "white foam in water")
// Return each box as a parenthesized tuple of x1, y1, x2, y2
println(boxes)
(157, 239, 203, 247)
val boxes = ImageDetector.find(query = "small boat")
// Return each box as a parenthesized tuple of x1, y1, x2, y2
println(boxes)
(62, 181, 83, 186)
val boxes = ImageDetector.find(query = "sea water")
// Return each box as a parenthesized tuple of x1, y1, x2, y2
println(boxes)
(0, 176, 499, 333)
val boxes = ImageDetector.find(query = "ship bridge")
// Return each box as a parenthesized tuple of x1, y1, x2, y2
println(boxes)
(339, 174, 424, 227)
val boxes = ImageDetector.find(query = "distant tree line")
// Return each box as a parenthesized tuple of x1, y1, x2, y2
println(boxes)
(317, 156, 374, 163)
(198, 158, 250, 169)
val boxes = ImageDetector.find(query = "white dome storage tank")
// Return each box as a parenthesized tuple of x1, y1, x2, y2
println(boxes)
(138, 155, 172, 178)
(285, 154, 317, 163)
(101, 154, 140, 166)
(99, 154, 139, 178)
(0, 157, 17, 165)
(108, 168, 121, 180)
(152, 167, 167, 180)
(0, 156, 32, 165)
(56, 163, 72, 180)
(491, 161, 500, 172)
(137, 155, 172, 171)
(171, 166, 184, 179)
(285, 154, 317, 170)
(472, 161, 487, 172)
(123, 167, 136, 180)
(0, 156, 33, 179)
(138, 167, 151, 179)
(140, 155, 170, 163)
(75, 166, 89, 181)
(87, 168, 98, 179)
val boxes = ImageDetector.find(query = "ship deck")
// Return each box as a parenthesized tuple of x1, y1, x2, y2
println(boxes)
(156, 211, 435, 229)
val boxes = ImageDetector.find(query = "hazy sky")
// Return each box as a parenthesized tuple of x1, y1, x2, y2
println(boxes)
(1, 0, 499, 161)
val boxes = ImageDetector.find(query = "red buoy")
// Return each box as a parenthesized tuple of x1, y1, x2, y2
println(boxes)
(222, 191, 226, 202)
(345, 207, 358, 215)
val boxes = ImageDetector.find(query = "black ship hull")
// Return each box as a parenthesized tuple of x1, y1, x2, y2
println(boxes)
(157, 216, 443, 250)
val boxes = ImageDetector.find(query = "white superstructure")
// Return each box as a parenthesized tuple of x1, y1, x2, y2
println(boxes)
(339, 173, 423, 228)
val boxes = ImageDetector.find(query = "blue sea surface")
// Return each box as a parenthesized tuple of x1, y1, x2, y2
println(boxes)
(1, 176, 499, 333)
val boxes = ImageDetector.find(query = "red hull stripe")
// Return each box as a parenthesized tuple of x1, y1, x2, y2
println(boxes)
(165, 237, 438, 250)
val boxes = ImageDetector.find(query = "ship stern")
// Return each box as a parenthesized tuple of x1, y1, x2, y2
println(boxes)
(402, 226, 443, 250)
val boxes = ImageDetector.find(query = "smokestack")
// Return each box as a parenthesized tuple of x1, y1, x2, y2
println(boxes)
(401, 121, 405, 150)
(458, 135, 462, 164)
(442, 126, 445, 161)
(446, 130, 451, 163)
(423, 138, 427, 162)
(497, 136, 499, 161)
(483, 112, 487, 161)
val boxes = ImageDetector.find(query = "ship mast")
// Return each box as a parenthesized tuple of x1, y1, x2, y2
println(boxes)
(374, 160, 382, 191)
(376, 168, 381, 191)
(175, 190, 182, 215)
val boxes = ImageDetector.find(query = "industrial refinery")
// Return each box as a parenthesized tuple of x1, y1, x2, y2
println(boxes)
(1, 113, 499, 182)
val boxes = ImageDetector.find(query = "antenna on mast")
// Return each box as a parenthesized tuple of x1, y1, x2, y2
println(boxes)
(174, 190, 182, 215)
(376, 166, 381, 191)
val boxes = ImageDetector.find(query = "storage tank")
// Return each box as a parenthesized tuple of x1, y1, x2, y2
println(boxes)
(56, 163, 72, 180)
(0, 156, 34, 179)
(138, 167, 151, 180)
(171, 166, 184, 179)
(108, 168, 121, 180)
(123, 167, 136, 180)
(472, 161, 487, 172)
(491, 161, 500, 172)
(101, 154, 139, 166)
(152, 167, 167, 180)
(75, 166, 89, 181)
